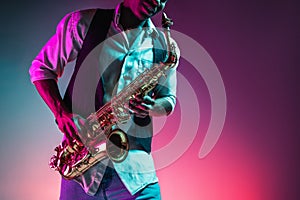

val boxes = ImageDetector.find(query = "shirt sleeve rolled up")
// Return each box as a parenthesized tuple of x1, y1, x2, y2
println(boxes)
(29, 12, 82, 83)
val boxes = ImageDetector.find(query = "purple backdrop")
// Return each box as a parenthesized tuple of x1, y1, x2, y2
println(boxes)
(0, 0, 299, 199)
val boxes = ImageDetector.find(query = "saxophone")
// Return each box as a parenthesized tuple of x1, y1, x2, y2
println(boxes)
(49, 12, 178, 180)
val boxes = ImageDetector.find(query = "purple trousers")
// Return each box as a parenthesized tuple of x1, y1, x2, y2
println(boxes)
(59, 168, 161, 200)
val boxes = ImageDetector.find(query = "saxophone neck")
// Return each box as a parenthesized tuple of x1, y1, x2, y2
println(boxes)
(162, 12, 177, 67)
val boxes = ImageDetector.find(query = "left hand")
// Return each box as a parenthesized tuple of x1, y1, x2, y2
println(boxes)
(128, 95, 168, 117)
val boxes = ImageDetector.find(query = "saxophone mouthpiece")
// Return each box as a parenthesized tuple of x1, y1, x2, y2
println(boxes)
(162, 12, 167, 20)
(162, 12, 173, 29)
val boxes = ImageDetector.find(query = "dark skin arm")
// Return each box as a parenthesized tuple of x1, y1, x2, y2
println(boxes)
(33, 79, 83, 146)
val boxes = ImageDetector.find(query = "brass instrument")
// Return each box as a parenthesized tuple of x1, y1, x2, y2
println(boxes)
(49, 12, 178, 180)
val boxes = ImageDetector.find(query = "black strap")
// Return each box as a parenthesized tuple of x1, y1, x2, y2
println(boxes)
(63, 9, 114, 112)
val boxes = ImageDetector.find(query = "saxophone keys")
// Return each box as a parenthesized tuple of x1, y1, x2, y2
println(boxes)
(49, 155, 58, 170)
(91, 123, 100, 132)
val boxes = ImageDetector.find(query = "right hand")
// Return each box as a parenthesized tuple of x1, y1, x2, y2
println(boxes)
(55, 112, 86, 147)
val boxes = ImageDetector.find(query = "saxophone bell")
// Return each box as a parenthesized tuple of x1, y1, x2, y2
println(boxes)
(106, 129, 129, 163)
(48, 123, 129, 180)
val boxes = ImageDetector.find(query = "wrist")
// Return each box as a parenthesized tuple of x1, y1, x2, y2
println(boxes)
(53, 102, 72, 119)
(149, 98, 172, 116)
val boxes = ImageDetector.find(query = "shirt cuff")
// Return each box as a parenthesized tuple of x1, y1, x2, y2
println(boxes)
(29, 64, 58, 83)
(163, 96, 176, 114)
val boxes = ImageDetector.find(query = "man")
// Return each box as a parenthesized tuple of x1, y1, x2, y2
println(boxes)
(29, 0, 179, 199)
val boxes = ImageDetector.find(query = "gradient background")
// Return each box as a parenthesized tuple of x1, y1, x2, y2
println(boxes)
(0, 0, 299, 199)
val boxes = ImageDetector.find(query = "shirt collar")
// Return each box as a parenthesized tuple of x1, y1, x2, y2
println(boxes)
(114, 3, 159, 38)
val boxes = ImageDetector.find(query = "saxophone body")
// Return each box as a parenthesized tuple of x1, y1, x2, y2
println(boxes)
(49, 12, 178, 180)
